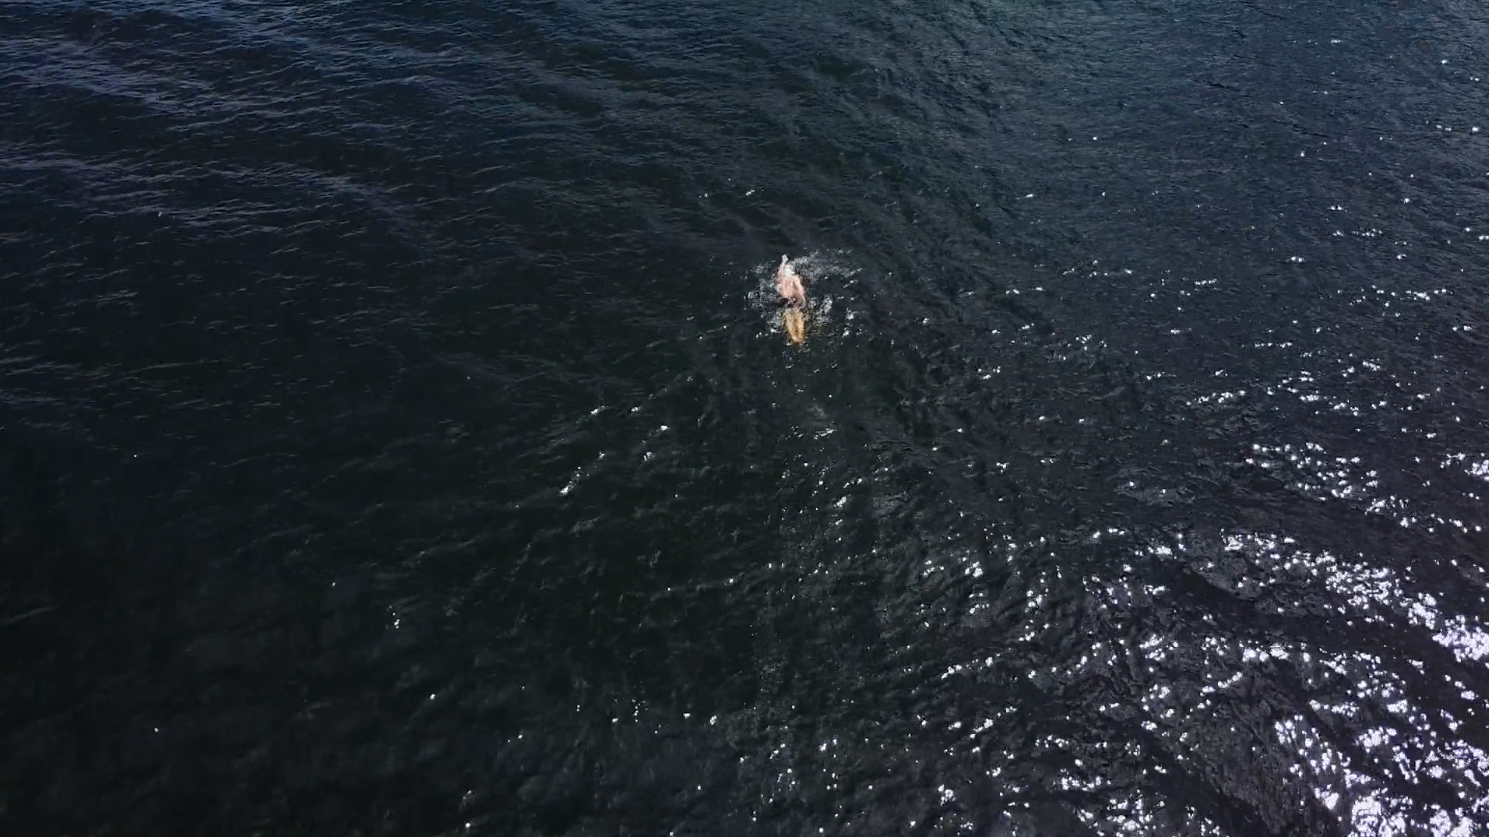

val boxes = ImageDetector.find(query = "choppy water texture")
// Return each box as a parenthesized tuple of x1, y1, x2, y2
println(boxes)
(4, 1, 1489, 835)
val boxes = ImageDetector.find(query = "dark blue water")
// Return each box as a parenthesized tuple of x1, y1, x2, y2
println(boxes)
(4, 1, 1489, 834)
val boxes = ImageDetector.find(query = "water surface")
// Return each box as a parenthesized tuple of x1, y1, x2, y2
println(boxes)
(3, 1, 1489, 834)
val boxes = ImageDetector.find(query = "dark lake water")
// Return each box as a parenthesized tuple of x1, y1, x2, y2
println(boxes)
(4, 1, 1489, 834)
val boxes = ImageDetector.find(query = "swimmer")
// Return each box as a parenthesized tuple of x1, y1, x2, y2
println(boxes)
(775, 255, 808, 344)
(775, 255, 807, 307)
(782, 306, 807, 344)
